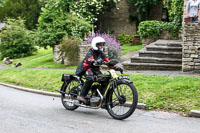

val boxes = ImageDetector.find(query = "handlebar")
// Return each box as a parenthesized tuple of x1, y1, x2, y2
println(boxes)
(93, 59, 123, 74)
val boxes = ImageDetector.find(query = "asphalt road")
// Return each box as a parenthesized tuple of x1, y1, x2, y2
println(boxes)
(0, 85, 200, 133)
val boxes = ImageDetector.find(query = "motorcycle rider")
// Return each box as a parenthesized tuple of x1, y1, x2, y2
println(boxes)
(76, 36, 110, 103)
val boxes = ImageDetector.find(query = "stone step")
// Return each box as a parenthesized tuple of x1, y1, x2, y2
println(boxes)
(146, 46, 182, 52)
(139, 51, 182, 59)
(131, 57, 182, 64)
(154, 40, 182, 47)
(122, 61, 182, 71)
(154, 43, 182, 47)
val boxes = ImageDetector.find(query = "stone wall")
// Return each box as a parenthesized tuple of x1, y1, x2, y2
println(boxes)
(182, 0, 200, 72)
(53, 45, 90, 65)
(182, 23, 200, 71)
(53, 45, 108, 65)
(100, 0, 136, 36)
(99, 0, 162, 36)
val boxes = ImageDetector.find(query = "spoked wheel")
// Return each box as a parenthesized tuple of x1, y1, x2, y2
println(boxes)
(61, 80, 81, 110)
(107, 83, 138, 120)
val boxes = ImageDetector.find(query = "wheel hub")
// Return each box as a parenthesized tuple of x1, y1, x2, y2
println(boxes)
(118, 95, 126, 104)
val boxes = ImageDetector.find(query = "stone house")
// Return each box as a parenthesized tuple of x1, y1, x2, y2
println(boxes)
(99, 0, 163, 36)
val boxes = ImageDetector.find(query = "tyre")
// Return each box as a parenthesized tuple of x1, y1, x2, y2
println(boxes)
(107, 82, 138, 120)
(61, 79, 81, 110)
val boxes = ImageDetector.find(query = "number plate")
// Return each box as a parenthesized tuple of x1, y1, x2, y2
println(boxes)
(119, 75, 130, 80)
(109, 69, 118, 79)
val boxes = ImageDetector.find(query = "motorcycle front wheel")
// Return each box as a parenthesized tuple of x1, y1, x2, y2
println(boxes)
(107, 82, 138, 120)
(61, 79, 81, 111)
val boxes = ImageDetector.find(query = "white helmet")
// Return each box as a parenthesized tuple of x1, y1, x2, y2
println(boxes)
(91, 36, 105, 50)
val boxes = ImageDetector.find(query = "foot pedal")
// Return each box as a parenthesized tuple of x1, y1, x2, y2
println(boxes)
(74, 100, 80, 106)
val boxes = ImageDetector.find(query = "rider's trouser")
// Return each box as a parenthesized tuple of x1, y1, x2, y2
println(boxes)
(80, 70, 107, 97)
(80, 71, 95, 97)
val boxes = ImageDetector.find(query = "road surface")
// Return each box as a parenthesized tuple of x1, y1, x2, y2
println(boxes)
(0, 85, 200, 133)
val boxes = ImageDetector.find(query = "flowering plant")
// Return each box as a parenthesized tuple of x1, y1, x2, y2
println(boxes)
(82, 32, 122, 60)
(70, 0, 120, 24)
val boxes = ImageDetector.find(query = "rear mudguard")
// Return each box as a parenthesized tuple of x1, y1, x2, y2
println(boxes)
(61, 74, 81, 82)
(60, 74, 82, 92)
(60, 82, 68, 92)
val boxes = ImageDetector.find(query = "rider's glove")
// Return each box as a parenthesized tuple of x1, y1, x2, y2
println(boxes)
(93, 58, 103, 66)
(114, 66, 123, 74)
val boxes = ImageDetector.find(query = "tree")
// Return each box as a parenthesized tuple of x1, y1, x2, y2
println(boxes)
(0, 0, 4, 5)
(38, 0, 50, 7)
(0, 18, 37, 59)
(36, 0, 91, 48)
(0, 0, 40, 29)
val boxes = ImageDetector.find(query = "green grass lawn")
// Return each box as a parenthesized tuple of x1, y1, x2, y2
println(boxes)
(0, 68, 199, 115)
(0, 46, 77, 69)
(121, 43, 142, 55)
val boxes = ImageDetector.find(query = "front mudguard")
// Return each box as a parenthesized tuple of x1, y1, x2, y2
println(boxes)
(105, 79, 133, 104)
(116, 79, 133, 85)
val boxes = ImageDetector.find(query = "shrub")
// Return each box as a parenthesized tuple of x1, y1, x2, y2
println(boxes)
(0, 18, 37, 60)
(82, 32, 122, 60)
(58, 37, 81, 65)
(137, 20, 178, 39)
(36, 0, 92, 48)
(36, 13, 91, 48)
(118, 33, 134, 45)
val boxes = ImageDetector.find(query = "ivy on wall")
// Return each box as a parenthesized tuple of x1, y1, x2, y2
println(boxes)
(137, 0, 184, 39)
(128, 0, 160, 25)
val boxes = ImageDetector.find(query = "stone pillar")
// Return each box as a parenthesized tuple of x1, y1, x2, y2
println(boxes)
(53, 45, 91, 65)
(182, 0, 200, 72)
(53, 45, 108, 65)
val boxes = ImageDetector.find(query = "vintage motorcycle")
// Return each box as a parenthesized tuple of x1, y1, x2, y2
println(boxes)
(57, 60, 138, 120)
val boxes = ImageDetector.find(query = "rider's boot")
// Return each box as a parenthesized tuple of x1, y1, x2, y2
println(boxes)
(77, 96, 87, 104)
(77, 79, 93, 104)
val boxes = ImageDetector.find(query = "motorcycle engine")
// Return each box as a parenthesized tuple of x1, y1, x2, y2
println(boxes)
(90, 96, 100, 107)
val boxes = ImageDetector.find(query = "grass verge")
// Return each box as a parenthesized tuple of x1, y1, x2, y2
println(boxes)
(0, 68, 199, 114)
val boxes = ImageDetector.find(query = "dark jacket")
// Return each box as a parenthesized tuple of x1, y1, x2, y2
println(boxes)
(76, 48, 110, 76)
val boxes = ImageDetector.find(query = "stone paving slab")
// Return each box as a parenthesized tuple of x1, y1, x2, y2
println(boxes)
(189, 110, 200, 118)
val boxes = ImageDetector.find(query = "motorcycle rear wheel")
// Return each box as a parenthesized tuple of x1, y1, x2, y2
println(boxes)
(107, 82, 138, 120)
(61, 79, 81, 110)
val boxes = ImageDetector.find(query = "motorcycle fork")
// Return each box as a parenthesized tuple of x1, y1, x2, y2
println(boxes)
(111, 80, 121, 99)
